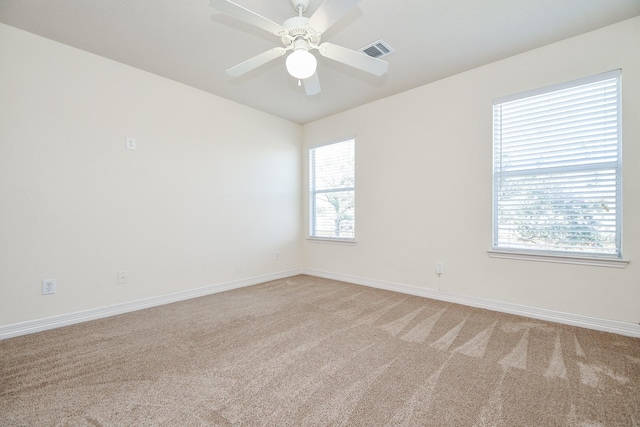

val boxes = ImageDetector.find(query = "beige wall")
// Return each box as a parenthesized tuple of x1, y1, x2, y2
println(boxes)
(0, 24, 302, 326)
(302, 17, 640, 324)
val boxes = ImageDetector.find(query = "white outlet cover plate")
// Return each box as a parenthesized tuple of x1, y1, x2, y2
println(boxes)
(42, 279, 57, 295)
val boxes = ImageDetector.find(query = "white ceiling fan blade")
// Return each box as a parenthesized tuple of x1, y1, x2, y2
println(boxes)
(209, 0, 284, 35)
(303, 73, 321, 95)
(318, 42, 388, 76)
(307, 0, 360, 34)
(227, 47, 286, 76)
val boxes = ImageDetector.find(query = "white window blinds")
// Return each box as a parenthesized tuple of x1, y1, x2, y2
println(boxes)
(493, 70, 622, 257)
(309, 139, 355, 240)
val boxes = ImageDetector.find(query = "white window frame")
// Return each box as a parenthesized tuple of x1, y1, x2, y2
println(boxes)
(308, 138, 356, 243)
(489, 70, 628, 268)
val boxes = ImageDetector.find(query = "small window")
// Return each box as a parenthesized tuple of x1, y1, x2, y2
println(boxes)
(492, 70, 622, 258)
(309, 138, 355, 241)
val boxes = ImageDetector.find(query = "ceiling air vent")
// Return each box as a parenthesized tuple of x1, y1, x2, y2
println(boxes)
(359, 39, 394, 59)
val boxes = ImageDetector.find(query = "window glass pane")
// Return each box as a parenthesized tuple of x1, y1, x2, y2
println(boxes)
(496, 169, 618, 255)
(312, 191, 355, 239)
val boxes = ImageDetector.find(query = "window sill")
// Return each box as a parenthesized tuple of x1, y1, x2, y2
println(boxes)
(307, 237, 356, 245)
(487, 250, 629, 268)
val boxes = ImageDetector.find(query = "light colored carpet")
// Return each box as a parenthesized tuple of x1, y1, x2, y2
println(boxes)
(1, 275, 639, 426)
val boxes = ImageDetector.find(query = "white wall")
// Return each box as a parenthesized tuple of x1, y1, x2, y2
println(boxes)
(0, 24, 302, 326)
(302, 17, 640, 325)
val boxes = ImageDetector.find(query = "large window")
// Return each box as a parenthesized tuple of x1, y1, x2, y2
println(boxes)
(492, 70, 622, 258)
(309, 138, 355, 240)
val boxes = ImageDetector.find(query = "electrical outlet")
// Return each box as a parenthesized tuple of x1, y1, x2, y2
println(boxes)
(436, 262, 444, 275)
(275, 251, 280, 260)
(42, 279, 57, 295)
(125, 137, 136, 150)
(117, 271, 128, 285)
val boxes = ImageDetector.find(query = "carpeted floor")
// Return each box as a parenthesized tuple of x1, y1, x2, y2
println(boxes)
(1, 275, 639, 426)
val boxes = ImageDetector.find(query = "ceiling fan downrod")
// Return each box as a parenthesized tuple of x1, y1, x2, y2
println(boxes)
(291, 0, 310, 15)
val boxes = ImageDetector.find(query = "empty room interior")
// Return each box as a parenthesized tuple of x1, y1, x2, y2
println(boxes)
(1, 0, 639, 425)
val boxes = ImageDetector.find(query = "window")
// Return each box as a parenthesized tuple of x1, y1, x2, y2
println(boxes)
(492, 70, 622, 259)
(309, 138, 355, 240)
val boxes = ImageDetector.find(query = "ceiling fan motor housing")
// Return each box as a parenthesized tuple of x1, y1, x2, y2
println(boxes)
(282, 16, 320, 47)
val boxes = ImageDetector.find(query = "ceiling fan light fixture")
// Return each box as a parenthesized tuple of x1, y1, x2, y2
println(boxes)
(286, 49, 317, 80)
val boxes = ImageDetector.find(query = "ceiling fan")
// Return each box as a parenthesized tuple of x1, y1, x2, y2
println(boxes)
(209, 0, 389, 95)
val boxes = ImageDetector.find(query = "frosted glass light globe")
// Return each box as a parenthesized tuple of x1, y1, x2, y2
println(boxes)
(286, 49, 317, 80)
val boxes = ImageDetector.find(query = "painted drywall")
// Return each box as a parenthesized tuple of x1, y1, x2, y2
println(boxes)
(302, 17, 640, 325)
(0, 24, 302, 326)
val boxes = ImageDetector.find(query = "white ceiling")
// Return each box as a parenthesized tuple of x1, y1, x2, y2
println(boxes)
(1, 0, 639, 124)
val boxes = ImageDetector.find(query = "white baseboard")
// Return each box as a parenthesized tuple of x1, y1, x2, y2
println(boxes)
(303, 268, 640, 338)
(4, 268, 638, 340)
(0, 269, 303, 340)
